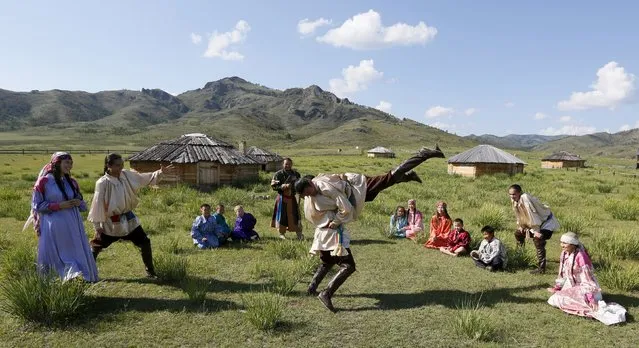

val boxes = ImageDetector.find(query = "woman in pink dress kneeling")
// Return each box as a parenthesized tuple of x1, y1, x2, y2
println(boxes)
(547, 232, 626, 325)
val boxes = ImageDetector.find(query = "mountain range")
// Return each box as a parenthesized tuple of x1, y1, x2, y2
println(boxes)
(0, 77, 637, 157)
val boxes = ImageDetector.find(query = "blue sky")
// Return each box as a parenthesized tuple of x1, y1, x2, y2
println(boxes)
(1, 0, 637, 136)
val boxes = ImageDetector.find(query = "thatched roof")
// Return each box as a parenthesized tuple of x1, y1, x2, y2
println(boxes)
(246, 146, 284, 164)
(542, 151, 583, 161)
(128, 133, 259, 165)
(367, 146, 394, 154)
(448, 144, 526, 164)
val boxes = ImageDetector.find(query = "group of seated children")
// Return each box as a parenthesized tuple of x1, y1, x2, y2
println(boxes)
(389, 199, 507, 271)
(191, 204, 260, 249)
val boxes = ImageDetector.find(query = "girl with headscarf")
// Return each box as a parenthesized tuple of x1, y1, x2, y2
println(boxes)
(25, 152, 98, 282)
(389, 205, 408, 238)
(404, 199, 424, 240)
(424, 201, 453, 249)
(547, 232, 626, 325)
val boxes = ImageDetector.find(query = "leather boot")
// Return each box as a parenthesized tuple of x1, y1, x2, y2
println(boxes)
(307, 264, 331, 296)
(318, 265, 355, 313)
(140, 243, 157, 278)
(514, 230, 526, 247)
(531, 237, 547, 274)
(390, 145, 445, 183)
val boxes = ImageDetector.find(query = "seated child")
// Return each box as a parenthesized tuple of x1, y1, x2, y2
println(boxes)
(212, 204, 231, 241)
(440, 218, 471, 256)
(389, 205, 409, 238)
(191, 203, 225, 249)
(470, 225, 507, 271)
(232, 205, 260, 241)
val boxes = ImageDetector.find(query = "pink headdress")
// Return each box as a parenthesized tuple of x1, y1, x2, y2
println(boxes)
(23, 152, 73, 235)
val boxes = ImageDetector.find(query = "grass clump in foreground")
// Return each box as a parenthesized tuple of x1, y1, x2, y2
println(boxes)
(241, 292, 285, 331)
(450, 296, 500, 343)
(181, 277, 210, 304)
(154, 253, 189, 284)
(0, 270, 91, 327)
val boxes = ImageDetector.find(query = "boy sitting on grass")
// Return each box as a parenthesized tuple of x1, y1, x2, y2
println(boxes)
(232, 205, 260, 241)
(191, 203, 226, 249)
(440, 218, 471, 256)
(470, 225, 507, 272)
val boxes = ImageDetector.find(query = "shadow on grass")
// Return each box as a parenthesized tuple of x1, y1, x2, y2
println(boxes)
(350, 239, 395, 246)
(101, 276, 265, 294)
(88, 295, 238, 314)
(343, 284, 548, 311)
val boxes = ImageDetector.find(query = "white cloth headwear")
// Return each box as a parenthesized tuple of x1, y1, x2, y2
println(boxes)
(560, 232, 580, 246)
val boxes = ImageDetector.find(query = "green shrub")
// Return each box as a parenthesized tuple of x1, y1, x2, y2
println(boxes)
(0, 270, 91, 327)
(241, 292, 285, 331)
(155, 254, 188, 284)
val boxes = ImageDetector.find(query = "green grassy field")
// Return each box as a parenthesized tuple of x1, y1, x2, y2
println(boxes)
(1, 151, 638, 347)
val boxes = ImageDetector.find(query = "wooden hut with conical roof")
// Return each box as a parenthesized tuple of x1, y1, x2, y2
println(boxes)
(541, 151, 586, 169)
(128, 133, 260, 186)
(367, 146, 395, 158)
(447, 144, 526, 178)
(245, 146, 284, 172)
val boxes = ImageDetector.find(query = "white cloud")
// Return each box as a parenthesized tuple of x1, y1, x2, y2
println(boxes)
(619, 121, 639, 132)
(190, 33, 202, 44)
(428, 121, 456, 132)
(317, 9, 437, 49)
(425, 106, 454, 119)
(203, 20, 251, 61)
(298, 18, 332, 35)
(534, 112, 548, 120)
(504, 101, 515, 108)
(558, 61, 636, 110)
(328, 59, 383, 97)
(540, 124, 597, 136)
(375, 100, 392, 113)
(464, 108, 477, 116)
(559, 116, 572, 123)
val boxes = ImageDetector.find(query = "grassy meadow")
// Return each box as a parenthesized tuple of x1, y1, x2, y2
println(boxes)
(1, 150, 639, 347)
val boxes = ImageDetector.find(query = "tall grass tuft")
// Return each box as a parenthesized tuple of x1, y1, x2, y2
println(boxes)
(265, 240, 308, 260)
(473, 204, 508, 231)
(597, 263, 639, 292)
(160, 237, 183, 255)
(0, 270, 91, 327)
(241, 292, 285, 331)
(181, 277, 209, 304)
(450, 296, 500, 342)
(266, 266, 302, 296)
(559, 215, 588, 235)
(1, 244, 37, 280)
(504, 244, 537, 271)
(604, 199, 639, 221)
(597, 183, 615, 194)
(590, 230, 639, 260)
(155, 253, 189, 284)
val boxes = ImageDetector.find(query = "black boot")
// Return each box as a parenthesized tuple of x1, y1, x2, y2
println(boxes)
(390, 145, 445, 183)
(318, 265, 355, 313)
(531, 238, 547, 274)
(140, 243, 157, 278)
(307, 264, 331, 296)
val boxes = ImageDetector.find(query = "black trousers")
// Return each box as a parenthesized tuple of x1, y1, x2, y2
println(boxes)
(319, 248, 356, 271)
(473, 258, 504, 270)
(90, 225, 151, 252)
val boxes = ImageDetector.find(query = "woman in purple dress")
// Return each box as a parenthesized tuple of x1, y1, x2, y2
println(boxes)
(26, 152, 98, 282)
(232, 205, 260, 241)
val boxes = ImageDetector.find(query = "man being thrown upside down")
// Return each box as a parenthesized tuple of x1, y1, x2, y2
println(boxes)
(294, 146, 445, 312)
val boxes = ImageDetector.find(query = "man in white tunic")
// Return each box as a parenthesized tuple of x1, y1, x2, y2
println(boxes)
(295, 146, 445, 312)
(88, 153, 174, 278)
(509, 184, 560, 274)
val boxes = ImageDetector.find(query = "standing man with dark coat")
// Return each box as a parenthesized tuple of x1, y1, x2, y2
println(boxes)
(271, 158, 303, 240)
